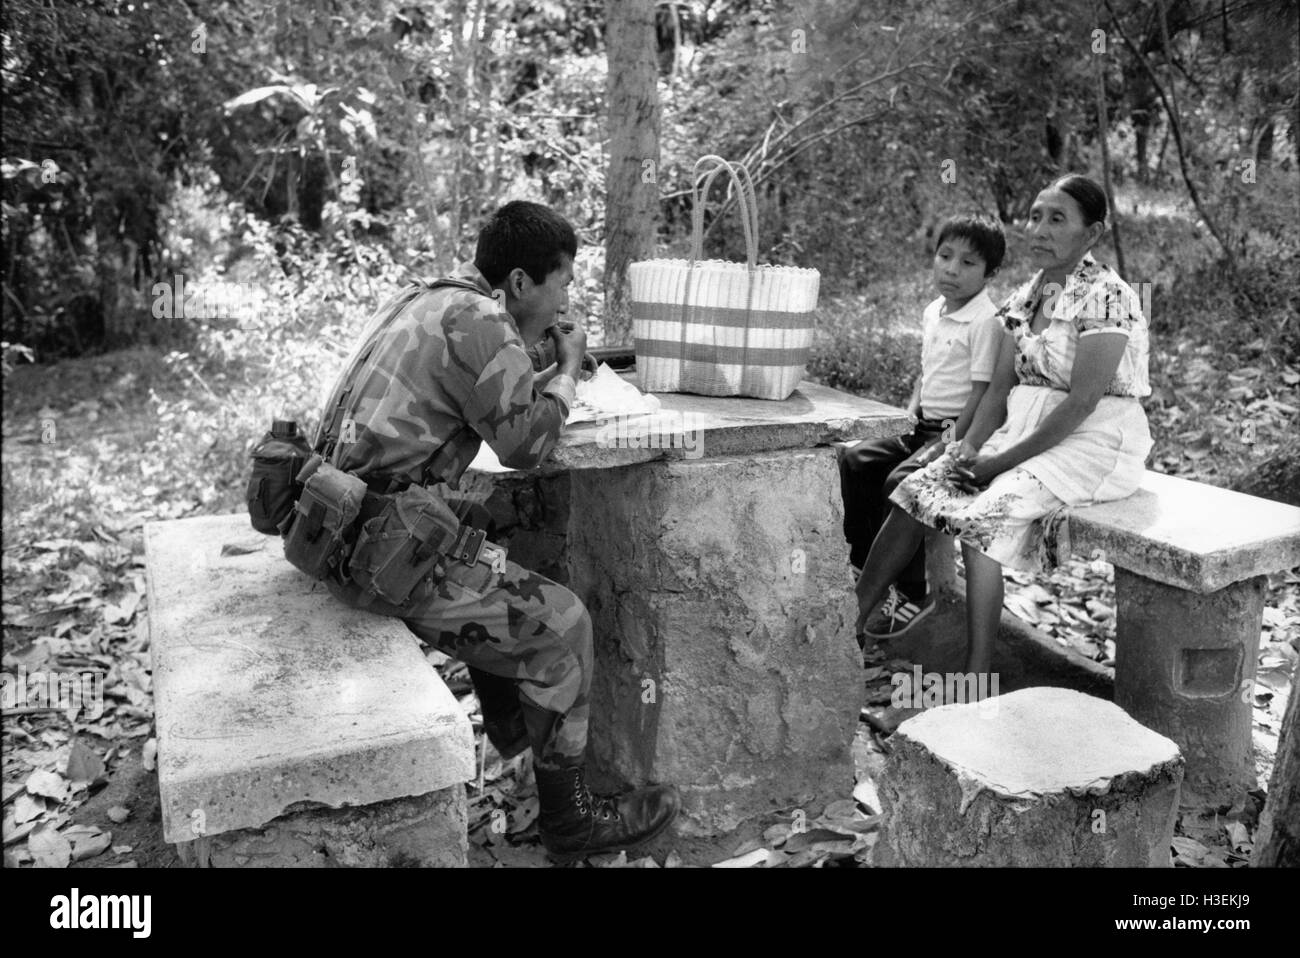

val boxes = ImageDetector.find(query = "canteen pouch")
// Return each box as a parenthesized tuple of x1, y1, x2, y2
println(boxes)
(246, 421, 313, 535)
(349, 485, 494, 606)
(247, 453, 307, 535)
(281, 456, 367, 580)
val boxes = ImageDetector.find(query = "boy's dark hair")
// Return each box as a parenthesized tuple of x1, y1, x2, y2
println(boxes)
(474, 201, 578, 287)
(933, 212, 1006, 275)
(1049, 174, 1109, 227)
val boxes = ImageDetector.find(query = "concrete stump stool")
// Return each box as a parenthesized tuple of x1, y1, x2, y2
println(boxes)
(145, 514, 476, 867)
(875, 687, 1183, 867)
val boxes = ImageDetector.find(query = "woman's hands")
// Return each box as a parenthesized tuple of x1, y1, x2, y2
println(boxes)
(948, 439, 1003, 494)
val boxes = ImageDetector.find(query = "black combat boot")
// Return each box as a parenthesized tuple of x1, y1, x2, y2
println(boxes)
(535, 765, 680, 863)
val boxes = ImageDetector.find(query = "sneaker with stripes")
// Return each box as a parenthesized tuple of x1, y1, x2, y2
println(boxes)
(862, 584, 935, 640)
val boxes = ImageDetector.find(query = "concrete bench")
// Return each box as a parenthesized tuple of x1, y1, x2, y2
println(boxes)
(914, 470, 1300, 807)
(144, 514, 476, 867)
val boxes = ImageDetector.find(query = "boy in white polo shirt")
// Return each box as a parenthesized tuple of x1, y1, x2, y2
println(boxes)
(839, 213, 1006, 641)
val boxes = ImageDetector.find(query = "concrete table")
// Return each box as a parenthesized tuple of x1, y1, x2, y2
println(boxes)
(464, 376, 911, 835)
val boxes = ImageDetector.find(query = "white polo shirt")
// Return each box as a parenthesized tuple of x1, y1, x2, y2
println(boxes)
(918, 289, 1002, 421)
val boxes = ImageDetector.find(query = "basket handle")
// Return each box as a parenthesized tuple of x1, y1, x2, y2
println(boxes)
(689, 155, 758, 269)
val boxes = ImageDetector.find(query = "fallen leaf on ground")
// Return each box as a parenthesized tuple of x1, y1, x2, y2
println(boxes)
(1225, 821, 1251, 852)
(13, 794, 45, 824)
(67, 827, 112, 862)
(25, 768, 69, 803)
(103, 593, 141, 626)
(712, 848, 775, 868)
(764, 822, 791, 846)
(66, 739, 106, 784)
(784, 827, 855, 853)
(3, 816, 40, 847)
(107, 805, 131, 824)
(7, 606, 79, 629)
(853, 778, 882, 815)
(1004, 593, 1041, 623)
(27, 825, 72, 868)
(1171, 835, 1208, 864)
(507, 796, 539, 834)
(141, 738, 157, 771)
(821, 798, 860, 822)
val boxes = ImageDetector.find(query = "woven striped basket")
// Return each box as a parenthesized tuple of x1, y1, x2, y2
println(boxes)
(630, 156, 820, 400)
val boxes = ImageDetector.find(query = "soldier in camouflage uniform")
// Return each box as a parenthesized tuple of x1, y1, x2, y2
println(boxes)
(315, 201, 679, 861)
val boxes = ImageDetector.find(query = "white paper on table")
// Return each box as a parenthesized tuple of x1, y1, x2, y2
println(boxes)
(566, 362, 661, 424)
(467, 364, 663, 473)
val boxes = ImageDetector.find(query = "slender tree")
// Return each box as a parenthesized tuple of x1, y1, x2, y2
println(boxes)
(603, 0, 661, 347)
(1254, 664, 1300, 866)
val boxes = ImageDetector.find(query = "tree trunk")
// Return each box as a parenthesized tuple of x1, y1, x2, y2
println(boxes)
(1096, 59, 1126, 277)
(1232, 446, 1300, 507)
(1254, 664, 1300, 866)
(603, 0, 661, 348)
(94, 199, 132, 349)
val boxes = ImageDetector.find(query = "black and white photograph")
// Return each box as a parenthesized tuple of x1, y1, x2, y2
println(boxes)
(1, 0, 1296, 937)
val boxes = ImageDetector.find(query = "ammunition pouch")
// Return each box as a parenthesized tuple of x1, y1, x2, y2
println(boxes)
(281, 455, 368, 580)
(349, 484, 508, 607)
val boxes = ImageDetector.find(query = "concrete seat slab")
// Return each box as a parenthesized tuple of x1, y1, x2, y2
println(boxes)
(145, 513, 475, 844)
(1068, 471, 1300, 593)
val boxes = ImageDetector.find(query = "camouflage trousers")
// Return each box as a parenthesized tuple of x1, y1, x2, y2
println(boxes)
(325, 548, 592, 770)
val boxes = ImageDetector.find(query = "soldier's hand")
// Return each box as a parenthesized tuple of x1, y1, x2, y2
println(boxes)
(550, 320, 588, 374)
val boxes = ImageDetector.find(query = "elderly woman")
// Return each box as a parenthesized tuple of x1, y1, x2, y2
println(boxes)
(854, 174, 1152, 682)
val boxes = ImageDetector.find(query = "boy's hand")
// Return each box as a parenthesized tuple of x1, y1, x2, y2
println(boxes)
(913, 442, 945, 468)
(950, 452, 1000, 494)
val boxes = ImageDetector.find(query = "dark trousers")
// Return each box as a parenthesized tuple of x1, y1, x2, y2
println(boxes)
(837, 417, 947, 602)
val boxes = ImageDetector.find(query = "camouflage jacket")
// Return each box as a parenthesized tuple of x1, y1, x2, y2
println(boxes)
(315, 262, 576, 488)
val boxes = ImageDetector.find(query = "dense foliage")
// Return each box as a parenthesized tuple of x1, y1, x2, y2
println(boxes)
(3, 0, 1295, 360)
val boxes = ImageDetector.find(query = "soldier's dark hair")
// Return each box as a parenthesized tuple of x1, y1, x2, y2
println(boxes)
(933, 212, 1006, 275)
(1049, 174, 1109, 227)
(474, 201, 578, 287)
